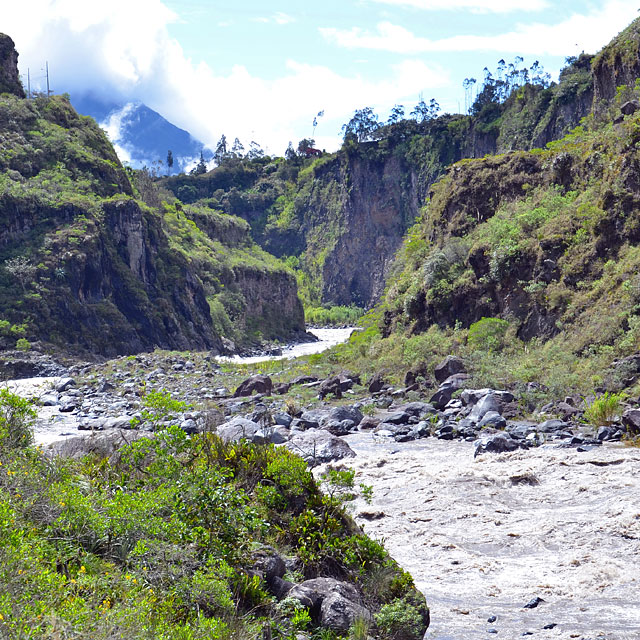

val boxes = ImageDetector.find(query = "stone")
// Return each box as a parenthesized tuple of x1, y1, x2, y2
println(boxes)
(180, 418, 198, 434)
(41, 393, 59, 406)
(478, 411, 507, 429)
(233, 375, 273, 397)
(469, 393, 501, 422)
(382, 411, 411, 426)
(0, 34, 26, 98)
(597, 426, 622, 441)
(285, 429, 356, 466)
(523, 596, 544, 609)
(323, 405, 363, 427)
(273, 412, 293, 428)
(622, 408, 640, 434)
(318, 376, 343, 399)
(55, 377, 76, 393)
(434, 355, 467, 383)
(538, 419, 569, 433)
(367, 372, 387, 393)
(298, 410, 324, 430)
(217, 417, 261, 442)
(274, 382, 292, 394)
(358, 416, 379, 431)
(400, 401, 436, 418)
(250, 547, 286, 584)
(291, 375, 319, 385)
(287, 578, 370, 632)
(322, 420, 354, 436)
(474, 434, 519, 457)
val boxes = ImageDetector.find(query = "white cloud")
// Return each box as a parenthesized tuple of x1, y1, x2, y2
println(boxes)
(253, 12, 296, 26)
(368, 0, 549, 13)
(322, 1, 640, 56)
(2, 0, 447, 154)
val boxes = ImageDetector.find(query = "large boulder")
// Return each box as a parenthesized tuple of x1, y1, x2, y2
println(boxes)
(216, 417, 260, 442)
(323, 405, 363, 428)
(233, 375, 273, 397)
(434, 355, 466, 383)
(318, 376, 342, 399)
(622, 408, 640, 434)
(285, 429, 355, 466)
(474, 434, 520, 457)
(287, 578, 371, 632)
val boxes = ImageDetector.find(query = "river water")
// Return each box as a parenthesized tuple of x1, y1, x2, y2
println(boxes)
(339, 433, 640, 640)
(218, 327, 356, 364)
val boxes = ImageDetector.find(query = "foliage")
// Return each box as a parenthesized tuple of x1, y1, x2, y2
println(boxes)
(583, 392, 624, 427)
(0, 389, 36, 450)
(374, 598, 425, 640)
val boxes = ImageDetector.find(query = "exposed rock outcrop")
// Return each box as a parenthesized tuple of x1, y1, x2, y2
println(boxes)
(0, 34, 25, 98)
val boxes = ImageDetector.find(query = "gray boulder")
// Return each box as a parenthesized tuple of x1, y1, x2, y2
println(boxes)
(217, 417, 260, 442)
(434, 355, 466, 383)
(469, 393, 501, 422)
(474, 434, 520, 457)
(233, 374, 273, 397)
(323, 405, 363, 427)
(622, 408, 640, 434)
(287, 577, 371, 632)
(285, 429, 355, 466)
(478, 411, 507, 429)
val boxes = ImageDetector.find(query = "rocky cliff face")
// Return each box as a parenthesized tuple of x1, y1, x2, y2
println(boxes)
(0, 34, 306, 356)
(0, 34, 25, 98)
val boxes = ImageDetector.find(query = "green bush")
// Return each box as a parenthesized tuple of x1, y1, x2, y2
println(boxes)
(467, 317, 510, 352)
(374, 598, 425, 640)
(583, 391, 623, 427)
(0, 388, 36, 450)
(15, 337, 30, 351)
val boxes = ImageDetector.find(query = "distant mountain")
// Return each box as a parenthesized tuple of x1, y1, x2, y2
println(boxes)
(71, 95, 210, 174)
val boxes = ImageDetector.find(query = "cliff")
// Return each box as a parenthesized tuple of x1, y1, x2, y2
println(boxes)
(0, 36, 305, 355)
(0, 34, 25, 98)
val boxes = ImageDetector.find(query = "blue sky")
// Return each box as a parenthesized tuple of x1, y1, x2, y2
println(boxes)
(5, 0, 640, 158)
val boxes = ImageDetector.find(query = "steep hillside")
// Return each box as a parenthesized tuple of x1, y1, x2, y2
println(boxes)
(0, 36, 305, 356)
(160, 54, 594, 313)
(334, 43, 640, 399)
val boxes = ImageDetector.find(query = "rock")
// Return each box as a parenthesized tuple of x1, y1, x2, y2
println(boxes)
(538, 419, 569, 433)
(431, 374, 471, 409)
(273, 412, 293, 428)
(621, 99, 640, 116)
(47, 430, 147, 459)
(358, 416, 380, 431)
(523, 596, 544, 609)
(478, 411, 507, 429)
(318, 376, 342, 400)
(469, 393, 501, 422)
(400, 401, 436, 418)
(217, 417, 260, 442)
(622, 408, 640, 434)
(434, 355, 467, 383)
(285, 429, 356, 466)
(180, 418, 198, 434)
(322, 420, 354, 436)
(367, 372, 387, 393)
(298, 410, 324, 430)
(597, 426, 622, 441)
(323, 405, 363, 427)
(382, 411, 411, 426)
(233, 375, 273, 397)
(487, 615, 497, 623)
(287, 578, 370, 632)
(271, 575, 294, 599)
(41, 393, 59, 406)
(556, 401, 581, 419)
(56, 377, 76, 393)
(474, 434, 519, 457)
(250, 547, 286, 584)
(274, 382, 292, 394)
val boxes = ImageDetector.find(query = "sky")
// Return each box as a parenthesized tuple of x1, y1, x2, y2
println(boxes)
(4, 0, 640, 158)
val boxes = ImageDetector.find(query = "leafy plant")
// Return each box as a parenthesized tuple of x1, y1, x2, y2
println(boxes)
(0, 388, 36, 450)
(583, 391, 624, 427)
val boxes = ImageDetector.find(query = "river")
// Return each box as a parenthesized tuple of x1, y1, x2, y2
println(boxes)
(217, 327, 356, 364)
(339, 433, 640, 640)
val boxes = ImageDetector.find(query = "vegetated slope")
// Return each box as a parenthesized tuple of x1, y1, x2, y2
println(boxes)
(337, 24, 640, 399)
(0, 393, 429, 639)
(0, 35, 305, 356)
(160, 54, 593, 314)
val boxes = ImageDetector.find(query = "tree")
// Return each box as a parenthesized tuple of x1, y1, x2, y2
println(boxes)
(231, 137, 245, 158)
(387, 104, 405, 125)
(285, 141, 297, 161)
(246, 141, 264, 160)
(341, 107, 380, 142)
(191, 150, 207, 175)
(297, 138, 315, 155)
(410, 98, 440, 123)
(4, 256, 36, 292)
(214, 135, 228, 165)
(166, 150, 173, 176)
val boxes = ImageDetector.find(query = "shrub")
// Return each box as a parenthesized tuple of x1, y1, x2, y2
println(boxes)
(0, 388, 36, 450)
(15, 337, 30, 351)
(374, 598, 425, 640)
(583, 391, 623, 427)
(467, 317, 510, 352)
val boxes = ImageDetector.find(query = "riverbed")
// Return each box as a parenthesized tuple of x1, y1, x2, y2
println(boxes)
(340, 433, 640, 639)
